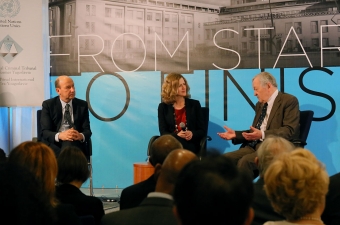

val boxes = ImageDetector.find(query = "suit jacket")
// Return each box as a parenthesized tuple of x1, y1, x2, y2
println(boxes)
(119, 174, 157, 210)
(56, 184, 104, 225)
(158, 98, 205, 153)
(40, 96, 92, 155)
(322, 172, 340, 225)
(252, 178, 285, 225)
(102, 196, 177, 225)
(233, 92, 300, 145)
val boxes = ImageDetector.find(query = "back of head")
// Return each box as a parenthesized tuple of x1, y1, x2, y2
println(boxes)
(57, 146, 89, 184)
(257, 135, 295, 177)
(0, 163, 55, 225)
(156, 149, 197, 193)
(264, 148, 329, 220)
(149, 134, 183, 167)
(0, 148, 6, 163)
(174, 155, 254, 225)
(8, 141, 58, 206)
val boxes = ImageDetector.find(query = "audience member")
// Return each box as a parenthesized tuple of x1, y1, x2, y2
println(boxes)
(119, 134, 182, 210)
(0, 163, 54, 225)
(173, 155, 254, 225)
(321, 172, 340, 225)
(102, 149, 197, 225)
(251, 136, 295, 225)
(7, 141, 81, 225)
(158, 72, 205, 154)
(264, 148, 329, 225)
(218, 71, 300, 178)
(56, 146, 104, 225)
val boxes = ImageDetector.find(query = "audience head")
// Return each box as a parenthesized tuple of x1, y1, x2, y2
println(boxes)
(161, 73, 191, 104)
(0, 147, 6, 163)
(252, 72, 277, 103)
(0, 163, 55, 225)
(8, 141, 58, 206)
(256, 135, 295, 177)
(155, 149, 197, 194)
(173, 155, 254, 225)
(149, 134, 183, 167)
(57, 146, 89, 185)
(264, 148, 329, 221)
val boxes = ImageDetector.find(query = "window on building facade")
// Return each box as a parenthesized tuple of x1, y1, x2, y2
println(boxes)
(165, 14, 170, 22)
(155, 27, 161, 35)
(116, 9, 123, 18)
(242, 26, 247, 37)
(155, 13, 161, 21)
(105, 23, 111, 33)
(91, 5, 96, 16)
(86, 22, 90, 33)
(322, 38, 329, 47)
(229, 27, 234, 38)
(91, 22, 95, 33)
(187, 15, 192, 24)
(105, 8, 111, 17)
(311, 21, 318, 33)
(321, 20, 328, 33)
(85, 39, 89, 50)
(312, 38, 319, 48)
(137, 11, 143, 20)
(173, 28, 177, 36)
(172, 14, 177, 22)
(127, 10, 133, 19)
(86, 5, 90, 16)
(147, 12, 152, 20)
(294, 22, 302, 34)
(249, 25, 254, 37)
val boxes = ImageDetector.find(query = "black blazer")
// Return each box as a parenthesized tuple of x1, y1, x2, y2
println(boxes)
(56, 184, 104, 225)
(158, 98, 205, 153)
(322, 172, 340, 225)
(119, 174, 157, 210)
(40, 96, 92, 155)
(102, 196, 177, 225)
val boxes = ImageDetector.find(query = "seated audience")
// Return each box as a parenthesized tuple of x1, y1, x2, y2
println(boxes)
(102, 149, 197, 225)
(173, 155, 254, 225)
(7, 141, 81, 225)
(0, 163, 54, 225)
(264, 148, 329, 225)
(252, 136, 295, 225)
(56, 146, 104, 225)
(119, 134, 182, 210)
(321, 172, 340, 225)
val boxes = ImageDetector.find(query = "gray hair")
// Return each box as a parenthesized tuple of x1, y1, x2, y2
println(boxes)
(253, 72, 278, 88)
(257, 135, 295, 177)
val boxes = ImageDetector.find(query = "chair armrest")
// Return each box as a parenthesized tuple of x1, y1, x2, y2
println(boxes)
(291, 139, 306, 148)
(198, 135, 212, 158)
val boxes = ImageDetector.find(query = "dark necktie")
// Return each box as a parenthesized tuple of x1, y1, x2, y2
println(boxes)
(64, 103, 73, 128)
(248, 102, 268, 148)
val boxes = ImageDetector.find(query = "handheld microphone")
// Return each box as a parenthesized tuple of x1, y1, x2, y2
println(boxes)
(179, 122, 187, 131)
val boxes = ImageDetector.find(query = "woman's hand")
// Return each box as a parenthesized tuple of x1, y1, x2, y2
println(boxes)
(177, 130, 193, 141)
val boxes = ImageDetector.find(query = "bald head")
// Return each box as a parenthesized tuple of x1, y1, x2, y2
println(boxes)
(149, 135, 183, 167)
(155, 149, 197, 194)
(55, 75, 75, 103)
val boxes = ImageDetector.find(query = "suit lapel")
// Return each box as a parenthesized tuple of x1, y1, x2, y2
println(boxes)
(266, 92, 282, 128)
(56, 97, 63, 130)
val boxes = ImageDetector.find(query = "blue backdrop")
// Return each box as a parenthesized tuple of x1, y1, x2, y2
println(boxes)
(50, 67, 339, 188)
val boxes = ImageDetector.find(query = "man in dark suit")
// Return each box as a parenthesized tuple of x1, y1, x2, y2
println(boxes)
(119, 134, 183, 210)
(40, 75, 92, 157)
(251, 135, 294, 225)
(102, 149, 197, 225)
(218, 71, 300, 178)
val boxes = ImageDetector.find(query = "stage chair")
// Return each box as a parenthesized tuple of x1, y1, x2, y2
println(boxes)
(291, 110, 314, 148)
(147, 107, 212, 160)
(79, 215, 95, 225)
(35, 109, 94, 196)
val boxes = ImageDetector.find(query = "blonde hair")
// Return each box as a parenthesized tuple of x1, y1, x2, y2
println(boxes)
(264, 148, 329, 220)
(161, 73, 191, 104)
(8, 141, 58, 207)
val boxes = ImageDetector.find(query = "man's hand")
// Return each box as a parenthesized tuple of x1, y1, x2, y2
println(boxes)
(59, 128, 83, 141)
(242, 126, 262, 141)
(217, 126, 236, 140)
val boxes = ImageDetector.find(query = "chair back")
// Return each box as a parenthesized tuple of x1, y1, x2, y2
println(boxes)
(298, 110, 314, 147)
(37, 109, 42, 142)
